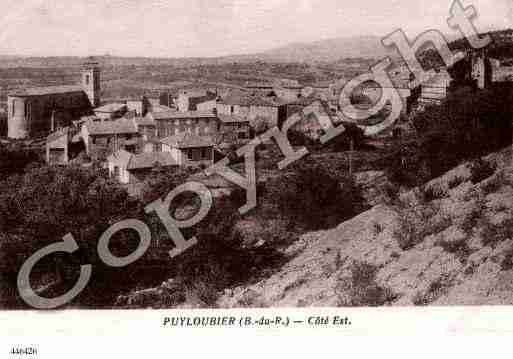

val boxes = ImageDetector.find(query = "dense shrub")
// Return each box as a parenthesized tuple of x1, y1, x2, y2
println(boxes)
(263, 157, 366, 230)
(392, 85, 512, 187)
(0, 164, 144, 308)
(481, 218, 513, 248)
(0, 143, 41, 177)
(413, 273, 454, 306)
(336, 260, 397, 307)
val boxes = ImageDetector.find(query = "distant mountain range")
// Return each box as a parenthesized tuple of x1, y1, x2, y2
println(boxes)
(225, 35, 395, 63)
(0, 29, 510, 68)
(0, 35, 397, 67)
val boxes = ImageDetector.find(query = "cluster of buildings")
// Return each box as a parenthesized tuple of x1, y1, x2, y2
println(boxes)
(6, 61, 303, 186)
(5, 49, 502, 186)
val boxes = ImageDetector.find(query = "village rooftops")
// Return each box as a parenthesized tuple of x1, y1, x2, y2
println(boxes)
(160, 133, 214, 149)
(9, 85, 85, 97)
(150, 110, 217, 121)
(218, 91, 283, 107)
(84, 118, 138, 136)
(217, 114, 250, 123)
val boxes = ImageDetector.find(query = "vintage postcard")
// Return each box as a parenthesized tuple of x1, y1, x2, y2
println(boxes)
(1, 0, 513, 356)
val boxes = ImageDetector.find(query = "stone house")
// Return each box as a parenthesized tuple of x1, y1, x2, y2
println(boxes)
(216, 91, 287, 130)
(81, 118, 140, 159)
(145, 110, 218, 138)
(159, 133, 215, 168)
(176, 90, 217, 112)
(217, 114, 251, 144)
(107, 149, 179, 185)
(45, 126, 83, 165)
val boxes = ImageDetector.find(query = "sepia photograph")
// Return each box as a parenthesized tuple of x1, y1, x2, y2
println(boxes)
(1, 1, 513, 345)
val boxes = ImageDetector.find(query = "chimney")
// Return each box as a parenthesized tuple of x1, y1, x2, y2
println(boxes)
(51, 109, 56, 132)
(142, 96, 151, 117)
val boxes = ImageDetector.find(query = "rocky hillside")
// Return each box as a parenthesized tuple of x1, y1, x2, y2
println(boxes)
(218, 147, 513, 307)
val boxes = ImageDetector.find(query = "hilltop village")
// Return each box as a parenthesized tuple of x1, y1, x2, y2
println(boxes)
(3, 48, 503, 191)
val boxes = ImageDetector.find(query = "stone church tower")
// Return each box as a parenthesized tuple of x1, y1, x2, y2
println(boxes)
(82, 60, 101, 107)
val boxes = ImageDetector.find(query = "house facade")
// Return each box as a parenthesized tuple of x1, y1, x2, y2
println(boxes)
(216, 91, 287, 130)
(160, 133, 214, 168)
(145, 110, 218, 138)
(107, 150, 179, 185)
(176, 90, 217, 112)
(81, 118, 140, 159)
(217, 114, 251, 144)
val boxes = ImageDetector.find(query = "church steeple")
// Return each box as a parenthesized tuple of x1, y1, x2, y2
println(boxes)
(82, 58, 101, 107)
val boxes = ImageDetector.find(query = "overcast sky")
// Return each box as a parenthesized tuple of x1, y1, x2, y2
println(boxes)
(0, 0, 511, 57)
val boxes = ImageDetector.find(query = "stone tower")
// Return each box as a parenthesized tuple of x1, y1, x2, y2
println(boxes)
(82, 60, 101, 108)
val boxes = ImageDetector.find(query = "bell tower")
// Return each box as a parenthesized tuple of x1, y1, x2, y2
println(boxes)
(82, 59, 101, 107)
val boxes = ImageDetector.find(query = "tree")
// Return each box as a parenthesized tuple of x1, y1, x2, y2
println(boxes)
(401, 85, 513, 184)
(263, 157, 365, 230)
(0, 164, 143, 308)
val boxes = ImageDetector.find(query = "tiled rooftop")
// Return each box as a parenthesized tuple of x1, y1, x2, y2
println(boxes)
(218, 90, 283, 107)
(84, 118, 138, 135)
(127, 152, 179, 170)
(9, 85, 85, 97)
(151, 110, 217, 121)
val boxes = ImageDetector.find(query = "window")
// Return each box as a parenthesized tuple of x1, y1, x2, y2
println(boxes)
(187, 149, 193, 160)
(85, 74, 90, 85)
(238, 132, 247, 140)
(230, 106, 234, 114)
(201, 148, 211, 160)
(192, 149, 201, 161)
(113, 166, 120, 178)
